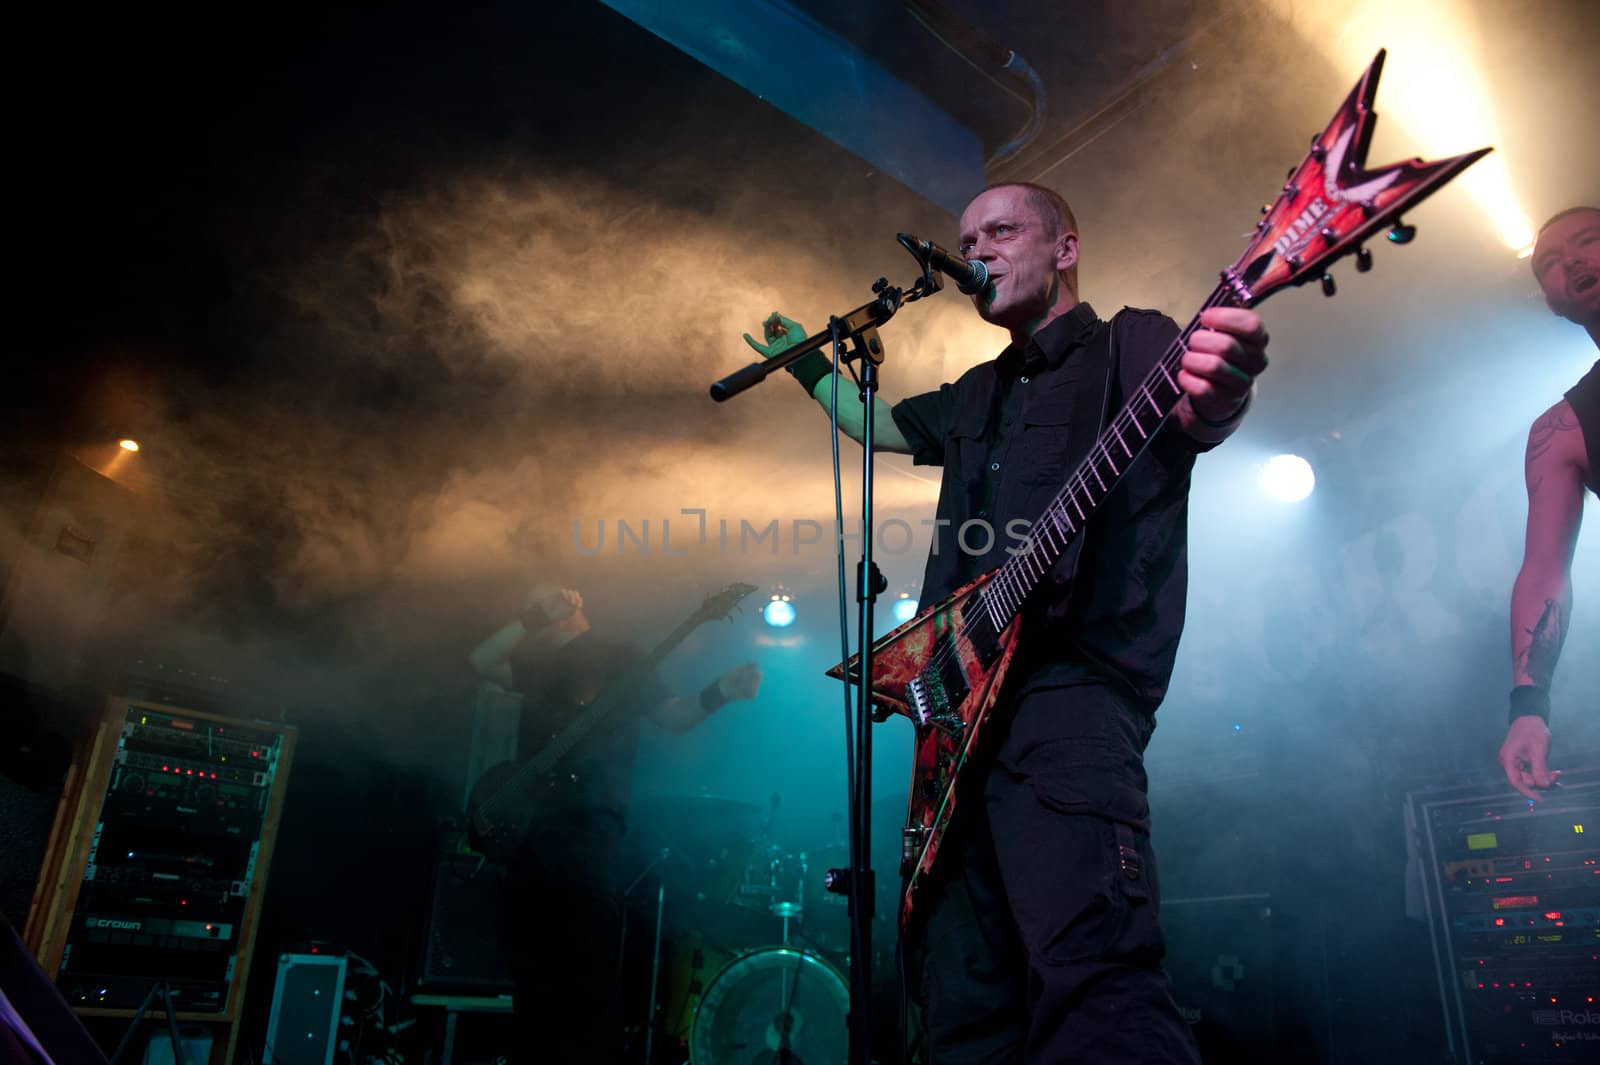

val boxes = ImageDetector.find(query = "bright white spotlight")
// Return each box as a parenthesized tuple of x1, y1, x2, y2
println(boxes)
(1257, 454, 1315, 503)
(118, 439, 140, 452)
(891, 596, 918, 624)
(762, 597, 796, 628)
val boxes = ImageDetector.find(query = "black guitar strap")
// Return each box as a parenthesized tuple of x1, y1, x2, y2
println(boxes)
(1042, 307, 1125, 609)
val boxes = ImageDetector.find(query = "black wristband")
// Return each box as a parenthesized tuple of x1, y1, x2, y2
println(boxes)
(699, 679, 730, 714)
(1509, 685, 1551, 725)
(785, 350, 832, 397)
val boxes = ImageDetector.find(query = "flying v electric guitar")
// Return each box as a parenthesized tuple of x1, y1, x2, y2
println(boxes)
(827, 50, 1490, 931)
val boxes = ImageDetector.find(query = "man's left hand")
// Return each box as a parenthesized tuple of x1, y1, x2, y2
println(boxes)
(1499, 715, 1561, 801)
(717, 661, 763, 702)
(1180, 308, 1270, 422)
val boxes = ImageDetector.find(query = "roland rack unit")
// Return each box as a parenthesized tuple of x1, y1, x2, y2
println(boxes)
(1407, 765, 1599, 1064)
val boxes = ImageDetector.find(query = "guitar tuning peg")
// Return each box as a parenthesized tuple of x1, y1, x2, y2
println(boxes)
(1320, 273, 1337, 297)
(1260, 203, 1272, 215)
(1309, 136, 1326, 160)
(1286, 166, 1296, 180)
(1356, 246, 1373, 272)
(1387, 221, 1416, 244)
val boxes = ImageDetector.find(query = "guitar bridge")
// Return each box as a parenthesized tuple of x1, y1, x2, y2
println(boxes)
(906, 675, 933, 728)
(901, 823, 926, 874)
(908, 662, 968, 737)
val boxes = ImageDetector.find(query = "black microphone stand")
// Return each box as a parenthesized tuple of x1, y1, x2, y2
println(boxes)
(711, 246, 944, 1065)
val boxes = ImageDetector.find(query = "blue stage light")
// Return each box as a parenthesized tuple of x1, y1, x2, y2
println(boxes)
(762, 598, 796, 628)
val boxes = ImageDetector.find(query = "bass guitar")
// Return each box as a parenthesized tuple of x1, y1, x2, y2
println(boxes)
(468, 581, 756, 860)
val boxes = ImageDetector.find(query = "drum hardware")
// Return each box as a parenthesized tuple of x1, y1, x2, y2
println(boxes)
(622, 848, 672, 1065)
(687, 946, 849, 1065)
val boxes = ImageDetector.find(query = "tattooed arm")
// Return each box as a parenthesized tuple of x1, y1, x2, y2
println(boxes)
(1499, 400, 1589, 800)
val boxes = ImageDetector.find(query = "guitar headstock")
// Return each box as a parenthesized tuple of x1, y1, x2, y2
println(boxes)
(694, 582, 759, 625)
(1224, 49, 1491, 307)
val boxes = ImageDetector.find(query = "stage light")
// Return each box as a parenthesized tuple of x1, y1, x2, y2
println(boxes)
(891, 595, 918, 624)
(763, 593, 796, 628)
(1257, 454, 1315, 503)
(118, 439, 140, 452)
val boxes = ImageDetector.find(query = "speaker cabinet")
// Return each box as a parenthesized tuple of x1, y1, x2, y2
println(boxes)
(417, 854, 512, 993)
(1163, 895, 1276, 1060)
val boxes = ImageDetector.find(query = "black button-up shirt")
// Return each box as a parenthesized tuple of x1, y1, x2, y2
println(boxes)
(890, 302, 1213, 712)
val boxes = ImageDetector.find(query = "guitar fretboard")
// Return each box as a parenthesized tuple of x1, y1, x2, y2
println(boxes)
(974, 281, 1240, 634)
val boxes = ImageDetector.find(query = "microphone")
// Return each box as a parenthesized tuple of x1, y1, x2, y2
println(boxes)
(897, 232, 990, 295)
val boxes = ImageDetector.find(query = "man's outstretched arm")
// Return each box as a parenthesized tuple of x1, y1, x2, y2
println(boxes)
(743, 313, 913, 454)
(1499, 400, 1587, 800)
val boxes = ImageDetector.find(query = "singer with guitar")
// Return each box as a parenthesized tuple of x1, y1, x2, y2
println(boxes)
(743, 182, 1268, 1063)
(467, 582, 761, 1064)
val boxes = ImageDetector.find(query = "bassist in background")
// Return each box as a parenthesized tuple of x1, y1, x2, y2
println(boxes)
(1500, 205, 1599, 801)
(744, 182, 1270, 1063)
(467, 583, 761, 1064)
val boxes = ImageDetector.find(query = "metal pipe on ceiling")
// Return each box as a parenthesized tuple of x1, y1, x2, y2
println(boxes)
(899, 0, 1047, 166)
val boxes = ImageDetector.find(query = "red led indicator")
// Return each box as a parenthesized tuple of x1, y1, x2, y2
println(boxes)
(1492, 895, 1538, 909)
(1494, 918, 1505, 927)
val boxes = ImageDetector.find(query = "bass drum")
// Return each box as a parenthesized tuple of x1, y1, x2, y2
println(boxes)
(689, 947, 849, 1065)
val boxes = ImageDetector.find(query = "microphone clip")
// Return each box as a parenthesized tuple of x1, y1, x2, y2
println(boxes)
(896, 233, 946, 302)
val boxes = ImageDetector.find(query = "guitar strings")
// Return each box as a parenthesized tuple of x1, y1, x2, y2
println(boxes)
(915, 282, 1236, 685)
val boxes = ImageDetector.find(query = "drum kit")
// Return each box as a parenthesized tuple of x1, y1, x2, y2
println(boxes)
(625, 794, 889, 1065)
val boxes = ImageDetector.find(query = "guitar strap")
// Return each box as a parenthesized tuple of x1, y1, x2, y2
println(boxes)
(1041, 307, 1125, 614)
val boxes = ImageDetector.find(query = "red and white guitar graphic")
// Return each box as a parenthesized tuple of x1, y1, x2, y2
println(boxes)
(828, 50, 1490, 932)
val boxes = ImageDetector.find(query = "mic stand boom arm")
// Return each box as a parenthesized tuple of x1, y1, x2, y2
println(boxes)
(708, 268, 942, 403)
(706, 250, 944, 1065)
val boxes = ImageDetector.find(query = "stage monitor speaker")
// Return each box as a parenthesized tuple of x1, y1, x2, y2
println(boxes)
(263, 953, 347, 1065)
(1163, 894, 1276, 1061)
(417, 854, 513, 993)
